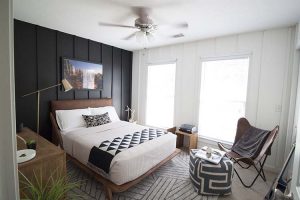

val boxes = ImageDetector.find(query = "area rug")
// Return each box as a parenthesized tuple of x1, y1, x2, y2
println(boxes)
(67, 150, 218, 200)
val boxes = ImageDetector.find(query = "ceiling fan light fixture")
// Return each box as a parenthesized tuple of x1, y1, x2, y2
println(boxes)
(136, 31, 146, 43)
(98, 6, 189, 45)
(146, 32, 155, 42)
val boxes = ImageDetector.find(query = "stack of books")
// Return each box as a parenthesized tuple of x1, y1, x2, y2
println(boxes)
(179, 124, 197, 133)
(195, 146, 226, 164)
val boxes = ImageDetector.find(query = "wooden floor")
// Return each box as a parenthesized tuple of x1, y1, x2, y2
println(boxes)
(219, 165, 276, 200)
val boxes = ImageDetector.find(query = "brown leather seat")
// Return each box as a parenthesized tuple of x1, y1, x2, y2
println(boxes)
(218, 118, 279, 188)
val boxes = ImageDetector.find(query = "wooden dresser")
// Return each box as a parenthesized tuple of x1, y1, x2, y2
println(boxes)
(17, 128, 66, 195)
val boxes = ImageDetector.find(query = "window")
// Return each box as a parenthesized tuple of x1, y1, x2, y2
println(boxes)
(198, 57, 249, 143)
(146, 63, 176, 128)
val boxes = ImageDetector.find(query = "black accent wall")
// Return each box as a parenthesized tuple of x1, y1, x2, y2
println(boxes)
(14, 19, 132, 141)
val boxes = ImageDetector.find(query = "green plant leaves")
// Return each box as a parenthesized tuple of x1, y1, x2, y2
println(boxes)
(19, 167, 84, 200)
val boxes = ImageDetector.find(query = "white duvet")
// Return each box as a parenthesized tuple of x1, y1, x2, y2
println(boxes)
(62, 121, 177, 185)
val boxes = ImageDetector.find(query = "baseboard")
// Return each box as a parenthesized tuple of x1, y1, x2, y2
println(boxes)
(264, 164, 280, 173)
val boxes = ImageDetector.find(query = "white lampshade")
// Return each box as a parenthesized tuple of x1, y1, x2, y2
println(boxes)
(61, 79, 73, 91)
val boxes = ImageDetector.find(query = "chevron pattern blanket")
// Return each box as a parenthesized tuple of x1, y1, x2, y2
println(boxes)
(88, 128, 166, 173)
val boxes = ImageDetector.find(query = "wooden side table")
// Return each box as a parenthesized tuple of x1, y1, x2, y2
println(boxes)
(175, 130, 198, 150)
(17, 128, 66, 197)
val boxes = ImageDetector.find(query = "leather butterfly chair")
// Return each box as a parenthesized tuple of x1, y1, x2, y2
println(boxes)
(218, 118, 279, 188)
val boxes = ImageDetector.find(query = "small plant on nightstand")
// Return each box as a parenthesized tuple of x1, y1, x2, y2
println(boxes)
(26, 140, 36, 150)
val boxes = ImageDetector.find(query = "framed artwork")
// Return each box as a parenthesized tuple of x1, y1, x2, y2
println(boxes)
(63, 58, 103, 90)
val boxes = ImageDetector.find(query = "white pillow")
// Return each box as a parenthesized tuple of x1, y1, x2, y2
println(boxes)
(89, 106, 120, 122)
(55, 108, 91, 131)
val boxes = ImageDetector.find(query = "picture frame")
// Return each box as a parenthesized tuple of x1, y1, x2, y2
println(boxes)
(62, 58, 103, 90)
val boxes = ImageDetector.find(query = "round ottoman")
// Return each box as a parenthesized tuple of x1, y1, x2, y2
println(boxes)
(189, 149, 233, 196)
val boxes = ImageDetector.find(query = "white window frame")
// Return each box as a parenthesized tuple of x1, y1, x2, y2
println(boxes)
(145, 61, 177, 128)
(196, 54, 251, 144)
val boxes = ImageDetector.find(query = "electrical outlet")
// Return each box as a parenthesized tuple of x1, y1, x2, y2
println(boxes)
(275, 105, 282, 112)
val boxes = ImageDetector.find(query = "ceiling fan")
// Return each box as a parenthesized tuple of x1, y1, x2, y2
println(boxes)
(98, 7, 188, 43)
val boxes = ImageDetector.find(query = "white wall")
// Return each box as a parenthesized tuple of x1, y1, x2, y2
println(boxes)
(291, 53, 300, 200)
(132, 26, 300, 172)
(297, 23, 300, 50)
(0, 0, 19, 199)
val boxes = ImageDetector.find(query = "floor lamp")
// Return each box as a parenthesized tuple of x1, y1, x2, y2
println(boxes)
(22, 79, 73, 134)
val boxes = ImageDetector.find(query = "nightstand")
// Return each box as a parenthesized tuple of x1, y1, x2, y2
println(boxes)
(17, 128, 66, 197)
(175, 130, 198, 150)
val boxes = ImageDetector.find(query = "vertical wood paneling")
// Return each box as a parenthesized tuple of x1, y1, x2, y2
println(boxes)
(256, 29, 291, 169)
(74, 37, 89, 99)
(102, 44, 113, 98)
(57, 32, 74, 100)
(74, 90, 89, 99)
(14, 20, 132, 141)
(112, 48, 122, 117)
(89, 91, 101, 99)
(14, 20, 38, 132)
(74, 37, 88, 60)
(88, 40, 102, 99)
(37, 26, 57, 140)
(121, 50, 132, 120)
(89, 40, 102, 62)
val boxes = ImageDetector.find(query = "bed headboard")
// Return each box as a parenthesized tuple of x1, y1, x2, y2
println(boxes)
(50, 98, 113, 147)
(51, 98, 112, 116)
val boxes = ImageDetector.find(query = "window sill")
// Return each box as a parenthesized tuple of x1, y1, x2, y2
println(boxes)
(198, 135, 233, 147)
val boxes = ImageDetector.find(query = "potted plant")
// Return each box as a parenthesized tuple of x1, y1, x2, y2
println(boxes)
(19, 168, 84, 200)
(26, 140, 36, 150)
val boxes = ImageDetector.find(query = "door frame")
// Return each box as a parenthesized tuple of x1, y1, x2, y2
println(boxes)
(0, 0, 19, 199)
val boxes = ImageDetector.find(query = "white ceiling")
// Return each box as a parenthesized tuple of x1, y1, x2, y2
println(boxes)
(14, 0, 300, 51)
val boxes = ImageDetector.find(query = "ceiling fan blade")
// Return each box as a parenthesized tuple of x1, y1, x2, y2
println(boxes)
(159, 22, 189, 29)
(174, 22, 189, 28)
(123, 32, 138, 40)
(171, 33, 185, 38)
(98, 22, 136, 29)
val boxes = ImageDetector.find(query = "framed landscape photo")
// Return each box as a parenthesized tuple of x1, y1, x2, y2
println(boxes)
(62, 58, 103, 90)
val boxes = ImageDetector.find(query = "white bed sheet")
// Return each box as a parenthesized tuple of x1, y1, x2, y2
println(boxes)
(62, 121, 176, 185)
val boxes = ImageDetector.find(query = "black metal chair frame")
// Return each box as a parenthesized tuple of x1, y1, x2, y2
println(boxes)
(218, 118, 279, 188)
(231, 153, 268, 188)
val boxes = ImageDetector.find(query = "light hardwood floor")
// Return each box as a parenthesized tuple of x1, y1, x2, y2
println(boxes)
(220, 166, 276, 200)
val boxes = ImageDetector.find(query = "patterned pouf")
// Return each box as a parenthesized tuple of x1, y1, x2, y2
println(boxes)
(189, 149, 234, 196)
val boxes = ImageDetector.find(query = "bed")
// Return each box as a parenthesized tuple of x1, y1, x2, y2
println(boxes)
(49, 98, 179, 200)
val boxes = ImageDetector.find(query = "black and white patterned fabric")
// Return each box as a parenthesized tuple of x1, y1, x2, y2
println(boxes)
(88, 128, 166, 173)
(68, 150, 220, 200)
(82, 112, 111, 128)
(189, 149, 234, 196)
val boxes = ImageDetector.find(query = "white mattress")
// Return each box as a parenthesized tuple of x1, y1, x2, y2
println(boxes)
(61, 121, 176, 185)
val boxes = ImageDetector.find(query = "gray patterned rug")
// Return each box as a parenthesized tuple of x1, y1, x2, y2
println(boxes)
(67, 150, 218, 200)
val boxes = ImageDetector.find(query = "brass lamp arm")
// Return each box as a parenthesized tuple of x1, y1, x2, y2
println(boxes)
(20, 79, 72, 134)
(22, 83, 61, 97)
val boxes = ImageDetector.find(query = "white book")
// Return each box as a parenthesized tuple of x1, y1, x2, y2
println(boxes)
(195, 146, 226, 164)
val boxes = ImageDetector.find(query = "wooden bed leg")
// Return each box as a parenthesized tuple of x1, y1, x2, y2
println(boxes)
(105, 186, 113, 200)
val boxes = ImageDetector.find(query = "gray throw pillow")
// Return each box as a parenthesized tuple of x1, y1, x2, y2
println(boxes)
(82, 112, 112, 128)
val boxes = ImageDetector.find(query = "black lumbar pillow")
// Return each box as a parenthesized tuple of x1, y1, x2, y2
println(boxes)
(82, 112, 111, 128)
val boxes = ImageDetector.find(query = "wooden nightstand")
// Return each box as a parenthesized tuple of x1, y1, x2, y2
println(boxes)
(175, 130, 198, 150)
(17, 128, 66, 196)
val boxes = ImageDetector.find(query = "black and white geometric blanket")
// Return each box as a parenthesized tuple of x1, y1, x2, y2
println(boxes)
(88, 128, 167, 174)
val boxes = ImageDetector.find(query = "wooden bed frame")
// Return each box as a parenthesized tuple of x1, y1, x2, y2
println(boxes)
(49, 98, 180, 200)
